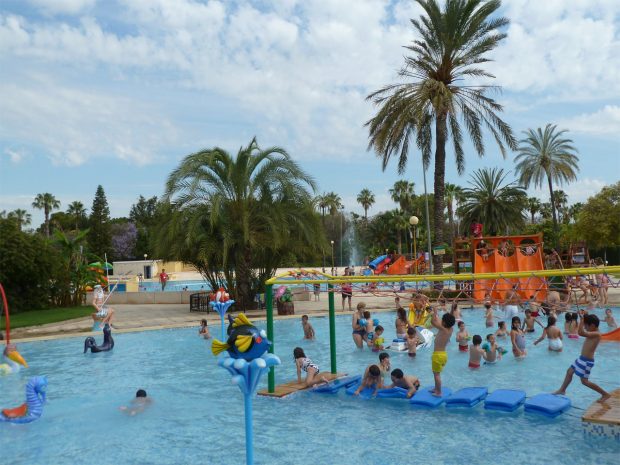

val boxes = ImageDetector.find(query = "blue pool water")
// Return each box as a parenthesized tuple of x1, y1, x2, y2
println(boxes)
(1, 308, 619, 465)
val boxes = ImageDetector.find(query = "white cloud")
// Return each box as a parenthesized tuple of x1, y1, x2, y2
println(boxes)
(3, 148, 24, 163)
(26, 0, 96, 15)
(528, 178, 609, 204)
(558, 105, 620, 136)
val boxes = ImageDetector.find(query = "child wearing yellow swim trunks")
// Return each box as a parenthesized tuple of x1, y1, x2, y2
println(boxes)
(430, 307, 456, 397)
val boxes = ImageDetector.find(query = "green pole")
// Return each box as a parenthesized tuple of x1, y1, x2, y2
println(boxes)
(328, 283, 337, 374)
(266, 284, 275, 393)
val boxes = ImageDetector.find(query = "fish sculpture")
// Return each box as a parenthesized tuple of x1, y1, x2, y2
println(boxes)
(0, 344, 28, 375)
(0, 376, 47, 424)
(211, 313, 270, 361)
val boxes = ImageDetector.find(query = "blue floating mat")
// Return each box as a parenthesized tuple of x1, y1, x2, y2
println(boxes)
(376, 387, 409, 399)
(345, 381, 375, 399)
(410, 386, 453, 408)
(445, 387, 488, 408)
(313, 375, 361, 394)
(524, 393, 571, 418)
(484, 389, 526, 412)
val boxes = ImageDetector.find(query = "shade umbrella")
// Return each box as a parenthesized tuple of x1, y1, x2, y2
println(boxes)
(89, 261, 113, 270)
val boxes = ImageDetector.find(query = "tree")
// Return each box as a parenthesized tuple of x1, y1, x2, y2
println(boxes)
(458, 168, 526, 236)
(575, 182, 620, 248)
(87, 185, 112, 259)
(111, 222, 138, 260)
(366, 0, 516, 273)
(67, 201, 87, 231)
(129, 195, 159, 257)
(356, 189, 375, 219)
(515, 124, 579, 246)
(553, 189, 568, 223)
(32, 193, 60, 237)
(7, 209, 31, 231)
(389, 180, 415, 213)
(525, 197, 541, 224)
(444, 183, 463, 239)
(160, 138, 324, 309)
(323, 192, 343, 216)
(567, 202, 583, 224)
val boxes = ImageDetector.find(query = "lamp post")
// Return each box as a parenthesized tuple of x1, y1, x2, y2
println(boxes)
(330, 240, 335, 274)
(409, 216, 419, 274)
(340, 207, 344, 267)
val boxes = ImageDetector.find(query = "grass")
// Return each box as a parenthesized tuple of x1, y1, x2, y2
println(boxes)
(0, 306, 92, 330)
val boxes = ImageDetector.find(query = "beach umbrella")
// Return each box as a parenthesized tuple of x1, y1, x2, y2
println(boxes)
(89, 261, 113, 270)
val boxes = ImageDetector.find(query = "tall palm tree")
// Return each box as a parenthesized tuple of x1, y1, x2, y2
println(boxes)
(366, 0, 516, 273)
(389, 180, 415, 213)
(567, 202, 583, 224)
(526, 197, 541, 224)
(444, 183, 463, 239)
(458, 168, 526, 235)
(32, 193, 60, 237)
(323, 192, 343, 216)
(67, 201, 87, 231)
(387, 209, 409, 254)
(515, 124, 579, 246)
(356, 189, 375, 219)
(553, 190, 568, 223)
(315, 194, 328, 217)
(7, 209, 31, 231)
(163, 138, 322, 308)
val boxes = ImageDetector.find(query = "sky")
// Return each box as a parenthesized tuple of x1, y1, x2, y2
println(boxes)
(1, 0, 619, 228)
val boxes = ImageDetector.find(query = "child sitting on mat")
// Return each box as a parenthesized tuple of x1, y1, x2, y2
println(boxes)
(468, 335, 484, 369)
(354, 364, 384, 397)
(553, 311, 610, 403)
(294, 347, 327, 388)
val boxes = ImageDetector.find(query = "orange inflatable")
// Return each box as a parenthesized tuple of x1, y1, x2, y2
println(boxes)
(601, 327, 620, 342)
(2, 403, 27, 418)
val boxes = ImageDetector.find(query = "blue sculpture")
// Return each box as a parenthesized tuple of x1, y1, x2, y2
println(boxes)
(211, 300, 235, 340)
(0, 376, 47, 424)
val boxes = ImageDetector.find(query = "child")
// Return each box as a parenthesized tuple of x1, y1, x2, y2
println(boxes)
(363, 311, 375, 343)
(120, 389, 152, 416)
(437, 298, 447, 313)
(450, 301, 462, 322)
(604, 308, 618, 329)
(456, 321, 470, 352)
(293, 347, 326, 387)
(484, 303, 494, 328)
(566, 313, 579, 339)
(395, 307, 408, 339)
(313, 283, 320, 301)
(495, 321, 508, 339)
(482, 334, 503, 364)
(371, 326, 385, 351)
(510, 316, 527, 359)
(387, 368, 421, 398)
(521, 309, 543, 333)
(198, 319, 211, 339)
(478, 240, 489, 262)
(301, 315, 315, 340)
(468, 335, 485, 369)
(378, 352, 391, 380)
(406, 327, 420, 357)
(354, 364, 384, 397)
(553, 312, 610, 403)
(430, 308, 456, 396)
(534, 316, 563, 352)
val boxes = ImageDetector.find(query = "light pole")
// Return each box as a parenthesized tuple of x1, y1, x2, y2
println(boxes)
(409, 216, 419, 274)
(330, 240, 335, 274)
(340, 207, 344, 267)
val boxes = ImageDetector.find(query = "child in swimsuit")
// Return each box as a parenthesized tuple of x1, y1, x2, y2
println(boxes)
(198, 319, 211, 339)
(510, 316, 527, 358)
(354, 364, 384, 397)
(378, 352, 391, 381)
(301, 315, 315, 340)
(406, 327, 420, 357)
(395, 307, 408, 339)
(521, 309, 542, 333)
(363, 311, 375, 345)
(482, 334, 503, 363)
(484, 303, 494, 328)
(430, 309, 456, 396)
(372, 326, 385, 352)
(534, 316, 563, 352)
(468, 335, 484, 369)
(387, 368, 421, 398)
(450, 302, 462, 322)
(566, 313, 580, 339)
(293, 347, 327, 388)
(456, 321, 469, 352)
(495, 321, 508, 339)
(604, 308, 617, 329)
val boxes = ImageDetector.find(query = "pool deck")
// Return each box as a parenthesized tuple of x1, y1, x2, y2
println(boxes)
(582, 388, 620, 426)
(257, 372, 347, 398)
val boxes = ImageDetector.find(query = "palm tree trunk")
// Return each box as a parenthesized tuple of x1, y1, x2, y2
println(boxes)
(398, 230, 402, 255)
(45, 206, 50, 237)
(433, 113, 448, 274)
(547, 175, 559, 247)
(447, 203, 454, 241)
(530, 210, 535, 224)
(235, 246, 254, 310)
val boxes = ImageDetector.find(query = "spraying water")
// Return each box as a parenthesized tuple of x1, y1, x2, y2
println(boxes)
(344, 213, 362, 266)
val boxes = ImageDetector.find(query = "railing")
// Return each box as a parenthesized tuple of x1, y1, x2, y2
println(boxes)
(189, 292, 211, 313)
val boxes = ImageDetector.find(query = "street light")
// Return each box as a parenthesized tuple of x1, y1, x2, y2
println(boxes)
(409, 216, 419, 274)
(330, 240, 335, 274)
(340, 206, 344, 268)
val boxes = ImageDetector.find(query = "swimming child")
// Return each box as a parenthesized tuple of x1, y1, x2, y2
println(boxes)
(354, 364, 384, 397)
(406, 327, 420, 357)
(301, 315, 315, 340)
(468, 335, 484, 369)
(371, 326, 385, 351)
(553, 312, 611, 403)
(510, 316, 527, 359)
(456, 321, 470, 352)
(430, 308, 456, 397)
(120, 389, 152, 416)
(495, 321, 508, 339)
(484, 302, 494, 328)
(378, 352, 391, 380)
(604, 308, 617, 329)
(294, 347, 327, 388)
(521, 309, 543, 333)
(482, 334, 503, 363)
(387, 368, 421, 398)
(198, 319, 211, 339)
(534, 316, 563, 352)
(395, 307, 408, 339)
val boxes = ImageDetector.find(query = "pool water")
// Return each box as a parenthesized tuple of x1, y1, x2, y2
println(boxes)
(1, 308, 619, 465)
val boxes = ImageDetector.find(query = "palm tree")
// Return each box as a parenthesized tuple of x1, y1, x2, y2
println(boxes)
(163, 138, 322, 309)
(526, 197, 541, 224)
(315, 194, 329, 217)
(357, 189, 375, 219)
(387, 209, 409, 254)
(366, 0, 516, 273)
(515, 124, 579, 246)
(458, 168, 526, 235)
(553, 190, 568, 223)
(567, 202, 583, 224)
(7, 209, 31, 231)
(32, 193, 60, 237)
(540, 202, 553, 220)
(67, 201, 87, 231)
(389, 180, 415, 213)
(323, 192, 343, 216)
(444, 183, 463, 239)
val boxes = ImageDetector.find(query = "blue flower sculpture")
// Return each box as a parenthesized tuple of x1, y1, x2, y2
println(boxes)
(211, 300, 235, 340)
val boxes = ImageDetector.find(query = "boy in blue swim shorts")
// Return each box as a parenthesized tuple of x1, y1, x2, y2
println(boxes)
(553, 312, 611, 403)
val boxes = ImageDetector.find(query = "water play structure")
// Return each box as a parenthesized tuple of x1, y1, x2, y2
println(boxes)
(0, 376, 47, 424)
(368, 253, 426, 275)
(84, 324, 115, 353)
(0, 283, 28, 374)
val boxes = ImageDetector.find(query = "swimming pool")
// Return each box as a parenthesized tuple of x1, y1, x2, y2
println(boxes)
(1, 308, 619, 464)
